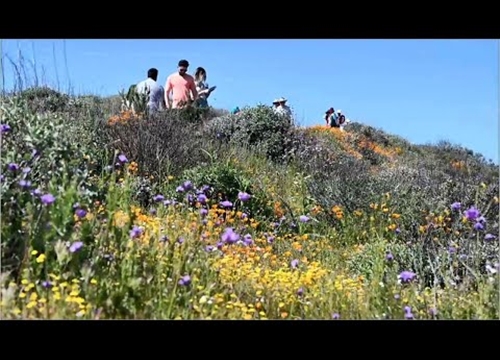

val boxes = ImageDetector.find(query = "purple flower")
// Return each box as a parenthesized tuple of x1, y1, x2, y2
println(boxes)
(40, 193, 56, 205)
(73, 202, 81, 209)
(205, 245, 215, 252)
(216, 241, 224, 250)
(75, 208, 87, 218)
(183, 181, 193, 191)
(238, 192, 251, 202)
(118, 154, 128, 163)
(332, 313, 340, 320)
(163, 200, 172, 206)
(299, 215, 310, 223)
(385, 251, 394, 261)
(484, 233, 496, 241)
(1, 124, 11, 133)
(201, 185, 211, 193)
(429, 307, 438, 317)
(197, 193, 207, 204)
(291, 259, 299, 269)
(176, 186, 184, 193)
(394, 294, 400, 300)
(22, 167, 31, 174)
(153, 194, 164, 202)
(31, 188, 42, 196)
(7, 163, 19, 171)
(474, 222, 484, 231)
(243, 234, 253, 246)
(464, 206, 480, 221)
(178, 275, 191, 286)
(220, 200, 233, 208)
(448, 246, 456, 254)
(221, 227, 239, 244)
(41, 281, 52, 288)
(149, 208, 157, 215)
(267, 236, 275, 244)
(18, 180, 32, 189)
(451, 202, 461, 211)
(240, 212, 248, 219)
(69, 241, 83, 253)
(404, 306, 414, 319)
(130, 226, 143, 239)
(398, 271, 416, 283)
(160, 235, 169, 242)
(177, 237, 185, 244)
(200, 208, 208, 216)
(297, 287, 304, 296)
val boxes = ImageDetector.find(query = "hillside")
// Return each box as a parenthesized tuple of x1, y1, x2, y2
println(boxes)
(1, 87, 498, 320)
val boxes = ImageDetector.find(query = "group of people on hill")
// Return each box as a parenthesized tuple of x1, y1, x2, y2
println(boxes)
(126, 59, 216, 113)
(125, 58, 350, 130)
(324, 107, 350, 131)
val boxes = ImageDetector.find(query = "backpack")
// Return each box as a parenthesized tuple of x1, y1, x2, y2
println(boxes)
(338, 114, 346, 125)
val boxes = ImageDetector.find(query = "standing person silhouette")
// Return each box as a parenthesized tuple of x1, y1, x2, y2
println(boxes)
(193, 67, 216, 108)
(164, 59, 198, 109)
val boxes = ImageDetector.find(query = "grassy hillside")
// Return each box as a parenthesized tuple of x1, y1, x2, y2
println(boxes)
(1, 86, 498, 320)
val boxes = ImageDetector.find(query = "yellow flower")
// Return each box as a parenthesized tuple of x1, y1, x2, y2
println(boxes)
(36, 254, 46, 263)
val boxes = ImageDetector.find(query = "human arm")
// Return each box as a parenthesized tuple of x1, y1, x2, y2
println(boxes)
(190, 78, 198, 100)
(165, 77, 173, 108)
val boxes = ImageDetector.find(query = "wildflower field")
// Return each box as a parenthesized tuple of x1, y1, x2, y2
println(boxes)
(1, 87, 499, 320)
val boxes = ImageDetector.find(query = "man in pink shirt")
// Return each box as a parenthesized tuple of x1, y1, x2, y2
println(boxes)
(165, 59, 198, 109)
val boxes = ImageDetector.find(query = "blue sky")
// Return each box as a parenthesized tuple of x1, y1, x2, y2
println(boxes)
(1, 39, 498, 163)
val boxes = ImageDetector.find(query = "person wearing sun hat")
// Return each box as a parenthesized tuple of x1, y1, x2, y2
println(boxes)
(275, 97, 292, 118)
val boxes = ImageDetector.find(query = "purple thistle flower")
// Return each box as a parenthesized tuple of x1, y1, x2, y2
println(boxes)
(160, 235, 169, 243)
(183, 181, 193, 191)
(267, 236, 275, 244)
(7, 163, 19, 171)
(238, 192, 251, 202)
(69, 241, 83, 253)
(243, 234, 253, 246)
(299, 215, 310, 223)
(163, 200, 172, 206)
(398, 271, 416, 283)
(153, 194, 164, 202)
(75, 208, 87, 218)
(118, 154, 128, 163)
(395, 228, 401, 234)
(177, 237, 185, 244)
(240, 212, 248, 219)
(291, 259, 299, 269)
(18, 180, 32, 189)
(73, 202, 81, 209)
(200, 208, 208, 216)
(130, 225, 143, 239)
(474, 222, 484, 231)
(216, 241, 224, 250)
(332, 313, 340, 320)
(297, 287, 304, 296)
(484, 233, 496, 241)
(448, 246, 456, 254)
(221, 227, 239, 244)
(41, 280, 52, 288)
(385, 251, 394, 261)
(1, 124, 11, 133)
(220, 200, 233, 208)
(40, 193, 56, 205)
(31, 188, 42, 196)
(464, 206, 480, 221)
(201, 185, 211, 193)
(176, 186, 185, 193)
(178, 275, 191, 286)
(205, 245, 215, 252)
(149, 208, 157, 215)
(22, 167, 31, 174)
(451, 202, 461, 211)
(197, 193, 207, 204)
(404, 306, 414, 319)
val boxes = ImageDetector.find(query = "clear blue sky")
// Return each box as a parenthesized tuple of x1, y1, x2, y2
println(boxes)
(1, 39, 498, 163)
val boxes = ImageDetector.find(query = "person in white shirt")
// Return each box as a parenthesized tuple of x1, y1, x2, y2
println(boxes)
(274, 97, 293, 118)
(135, 68, 166, 114)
